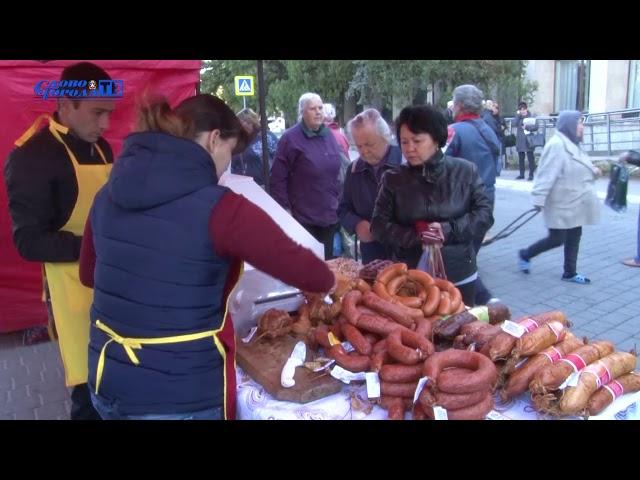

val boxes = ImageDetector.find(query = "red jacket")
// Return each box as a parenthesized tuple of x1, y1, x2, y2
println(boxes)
(326, 122, 350, 157)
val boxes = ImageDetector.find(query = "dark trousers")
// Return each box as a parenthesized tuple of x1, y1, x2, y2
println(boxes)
(473, 191, 494, 305)
(457, 281, 476, 308)
(519, 151, 536, 178)
(301, 223, 339, 260)
(44, 279, 101, 420)
(360, 241, 388, 265)
(71, 383, 102, 420)
(473, 237, 492, 305)
(521, 227, 582, 277)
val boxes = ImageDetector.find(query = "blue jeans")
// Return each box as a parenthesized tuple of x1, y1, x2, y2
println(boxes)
(90, 392, 224, 420)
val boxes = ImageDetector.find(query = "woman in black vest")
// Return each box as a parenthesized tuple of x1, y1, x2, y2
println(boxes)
(80, 95, 335, 420)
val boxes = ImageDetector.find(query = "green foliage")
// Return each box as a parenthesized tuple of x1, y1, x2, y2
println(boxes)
(200, 60, 534, 127)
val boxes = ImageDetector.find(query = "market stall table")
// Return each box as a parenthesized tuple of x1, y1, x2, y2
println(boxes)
(236, 367, 640, 420)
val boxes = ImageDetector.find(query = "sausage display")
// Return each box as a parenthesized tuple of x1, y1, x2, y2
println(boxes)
(387, 328, 434, 365)
(423, 350, 497, 394)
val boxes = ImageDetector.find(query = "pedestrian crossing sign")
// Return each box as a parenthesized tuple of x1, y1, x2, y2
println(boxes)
(234, 76, 255, 96)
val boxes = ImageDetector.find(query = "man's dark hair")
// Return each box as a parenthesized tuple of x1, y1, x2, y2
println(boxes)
(518, 101, 528, 109)
(60, 62, 112, 107)
(395, 105, 448, 148)
(61, 61, 111, 83)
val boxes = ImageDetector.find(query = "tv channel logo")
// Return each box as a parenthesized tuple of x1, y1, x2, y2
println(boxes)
(34, 79, 124, 100)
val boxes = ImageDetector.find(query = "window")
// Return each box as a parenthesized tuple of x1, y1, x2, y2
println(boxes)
(554, 60, 590, 112)
(628, 60, 640, 108)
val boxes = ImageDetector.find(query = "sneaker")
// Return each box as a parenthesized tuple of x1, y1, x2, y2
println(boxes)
(518, 250, 530, 274)
(561, 274, 591, 284)
(515, 175, 525, 180)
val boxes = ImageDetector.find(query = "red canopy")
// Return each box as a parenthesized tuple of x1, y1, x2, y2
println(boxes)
(0, 60, 201, 332)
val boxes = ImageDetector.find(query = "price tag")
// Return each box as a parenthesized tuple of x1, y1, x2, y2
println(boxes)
(559, 372, 580, 390)
(486, 410, 509, 420)
(433, 406, 448, 420)
(365, 372, 381, 398)
(341, 341, 355, 353)
(241, 326, 258, 343)
(501, 320, 526, 338)
(413, 377, 429, 404)
(330, 366, 366, 384)
(514, 358, 528, 370)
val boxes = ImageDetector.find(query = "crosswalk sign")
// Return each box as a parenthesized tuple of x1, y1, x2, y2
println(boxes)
(234, 76, 255, 96)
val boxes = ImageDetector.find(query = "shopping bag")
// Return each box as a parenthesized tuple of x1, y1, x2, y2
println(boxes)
(605, 163, 629, 212)
(416, 244, 447, 280)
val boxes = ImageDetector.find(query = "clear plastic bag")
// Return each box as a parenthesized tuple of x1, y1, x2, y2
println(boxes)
(416, 243, 447, 280)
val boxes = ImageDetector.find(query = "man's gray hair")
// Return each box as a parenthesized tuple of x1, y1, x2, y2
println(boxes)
(298, 92, 323, 121)
(453, 84, 484, 115)
(346, 108, 392, 144)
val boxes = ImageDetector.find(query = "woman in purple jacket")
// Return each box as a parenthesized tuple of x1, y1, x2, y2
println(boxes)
(270, 92, 343, 259)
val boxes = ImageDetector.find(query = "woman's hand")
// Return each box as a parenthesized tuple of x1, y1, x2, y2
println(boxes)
(355, 220, 374, 243)
(416, 221, 444, 246)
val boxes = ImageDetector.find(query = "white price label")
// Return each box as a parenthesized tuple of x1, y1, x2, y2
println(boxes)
(433, 406, 448, 420)
(365, 372, 381, 398)
(559, 372, 580, 390)
(514, 358, 528, 370)
(501, 320, 526, 338)
(486, 410, 509, 420)
(330, 365, 366, 384)
(413, 376, 430, 404)
(330, 366, 352, 384)
(241, 326, 258, 343)
(342, 341, 355, 353)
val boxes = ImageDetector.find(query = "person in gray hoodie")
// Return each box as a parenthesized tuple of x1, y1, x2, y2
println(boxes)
(517, 111, 601, 284)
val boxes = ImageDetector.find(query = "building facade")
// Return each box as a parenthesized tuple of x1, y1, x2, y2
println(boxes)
(526, 60, 640, 115)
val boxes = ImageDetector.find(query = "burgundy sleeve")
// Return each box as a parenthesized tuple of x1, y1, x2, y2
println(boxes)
(210, 191, 334, 293)
(79, 217, 96, 288)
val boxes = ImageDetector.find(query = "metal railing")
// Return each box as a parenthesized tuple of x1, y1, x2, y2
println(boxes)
(505, 108, 640, 156)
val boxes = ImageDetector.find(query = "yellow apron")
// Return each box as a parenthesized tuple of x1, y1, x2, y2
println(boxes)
(15, 115, 111, 387)
(92, 261, 244, 420)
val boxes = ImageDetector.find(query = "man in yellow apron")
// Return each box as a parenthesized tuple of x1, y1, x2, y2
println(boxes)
(4, 62, 116, 420)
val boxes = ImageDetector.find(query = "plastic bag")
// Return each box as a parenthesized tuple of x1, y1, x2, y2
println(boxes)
(416, 244, 447, 280)
(605, 163, 629, 212)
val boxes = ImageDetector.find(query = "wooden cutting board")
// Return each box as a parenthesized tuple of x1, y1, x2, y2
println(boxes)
(236, 335, 342, 403)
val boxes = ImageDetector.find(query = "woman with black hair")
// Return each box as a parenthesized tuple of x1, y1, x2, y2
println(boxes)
(371, 105, 494, 306)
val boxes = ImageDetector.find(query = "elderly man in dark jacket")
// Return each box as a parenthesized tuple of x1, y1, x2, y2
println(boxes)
(447, 84, 501, 305)
(271, 92, 343, 259)
(338, 108, 402, 264)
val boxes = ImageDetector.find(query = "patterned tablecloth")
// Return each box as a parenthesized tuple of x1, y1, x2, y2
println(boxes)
(236, 367, 640, 420)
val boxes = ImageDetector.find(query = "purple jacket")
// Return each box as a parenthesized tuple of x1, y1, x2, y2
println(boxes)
(270, 122, 342, 227)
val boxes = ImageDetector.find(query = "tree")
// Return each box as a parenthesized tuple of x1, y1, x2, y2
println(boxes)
(200, 60, 536, 126)
(200, 60, 288, 116)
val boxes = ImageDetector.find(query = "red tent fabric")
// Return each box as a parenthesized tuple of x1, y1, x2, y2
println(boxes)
(0, 60, 201, 333)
